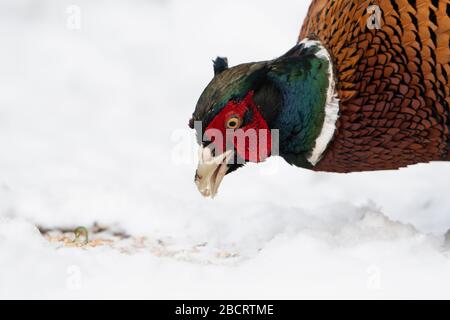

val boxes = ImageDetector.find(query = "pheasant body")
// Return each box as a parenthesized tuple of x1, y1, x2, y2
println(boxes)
(190, 0, 450, 198)
(300, 0, 450, 172)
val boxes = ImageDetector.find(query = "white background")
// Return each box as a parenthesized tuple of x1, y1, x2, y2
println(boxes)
(0, 0, 449, 299)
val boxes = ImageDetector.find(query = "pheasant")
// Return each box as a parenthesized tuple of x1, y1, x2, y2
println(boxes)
(189, 0, 450, 198)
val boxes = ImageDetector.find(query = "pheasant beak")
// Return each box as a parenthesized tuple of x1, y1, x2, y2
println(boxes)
(195, 146, 233, 198)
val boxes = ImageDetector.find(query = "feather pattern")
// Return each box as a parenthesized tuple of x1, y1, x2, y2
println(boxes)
(299, 0, 450, 172)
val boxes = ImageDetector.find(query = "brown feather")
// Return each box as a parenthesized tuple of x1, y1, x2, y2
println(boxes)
(299, 0, 450, 172)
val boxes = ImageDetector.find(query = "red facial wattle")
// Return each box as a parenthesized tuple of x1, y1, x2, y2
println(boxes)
(204, 91, 272, 163)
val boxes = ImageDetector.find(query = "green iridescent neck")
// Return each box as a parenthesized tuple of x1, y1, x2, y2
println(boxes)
(268, 41, 337, 168)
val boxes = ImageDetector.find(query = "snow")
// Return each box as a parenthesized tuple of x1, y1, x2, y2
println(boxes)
(1, 0, 450, 299)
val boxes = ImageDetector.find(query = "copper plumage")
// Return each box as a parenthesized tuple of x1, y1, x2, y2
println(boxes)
(299, 0, 450, 172)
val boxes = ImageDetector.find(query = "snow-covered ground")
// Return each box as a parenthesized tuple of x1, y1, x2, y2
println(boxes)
(1, 0, 450, 299)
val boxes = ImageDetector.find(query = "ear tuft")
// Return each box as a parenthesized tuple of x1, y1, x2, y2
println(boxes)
(213, 57, 229, 75)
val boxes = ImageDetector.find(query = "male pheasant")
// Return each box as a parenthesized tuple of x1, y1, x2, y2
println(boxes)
(189, 0, 450, 198)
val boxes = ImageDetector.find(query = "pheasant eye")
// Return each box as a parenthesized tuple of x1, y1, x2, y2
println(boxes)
(226, 115, 241, 129)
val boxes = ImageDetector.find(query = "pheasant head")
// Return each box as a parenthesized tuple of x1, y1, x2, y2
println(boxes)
(189, 41, 338, 198)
